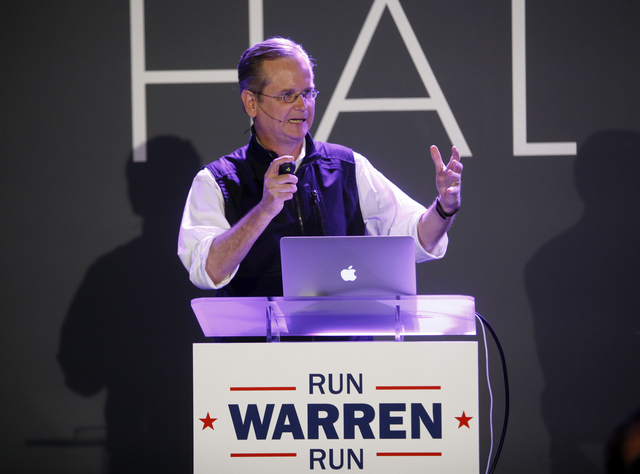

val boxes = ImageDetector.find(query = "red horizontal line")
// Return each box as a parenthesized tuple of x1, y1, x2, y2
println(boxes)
(377, 452, 442, 457)
(376, 386, 441, 390)
(230, 387, 296, 391)
(231, 453, 297, 458)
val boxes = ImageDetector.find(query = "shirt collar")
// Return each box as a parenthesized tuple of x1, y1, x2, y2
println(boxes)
(252, 128, 308, 170)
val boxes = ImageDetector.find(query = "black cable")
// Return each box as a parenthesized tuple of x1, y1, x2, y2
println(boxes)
(476, 312, 510, 474)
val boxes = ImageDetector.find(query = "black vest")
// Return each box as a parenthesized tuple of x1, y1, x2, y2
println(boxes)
(205, 134, 366, 297)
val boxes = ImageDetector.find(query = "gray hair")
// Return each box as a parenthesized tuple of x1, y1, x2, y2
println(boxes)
(237, 37, 314, 95)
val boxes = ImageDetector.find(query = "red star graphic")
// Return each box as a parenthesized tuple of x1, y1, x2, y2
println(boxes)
(199, 412, 217, 430)
(455, 411, 473, 429)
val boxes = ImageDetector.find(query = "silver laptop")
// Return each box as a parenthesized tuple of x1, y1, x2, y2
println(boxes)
(280, 235, 417, 297)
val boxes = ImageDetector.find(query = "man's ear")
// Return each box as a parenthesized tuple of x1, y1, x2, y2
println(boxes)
(241, 90, 257, 118)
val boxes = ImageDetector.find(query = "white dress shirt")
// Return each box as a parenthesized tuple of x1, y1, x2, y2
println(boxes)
(178, 146, 447, 290)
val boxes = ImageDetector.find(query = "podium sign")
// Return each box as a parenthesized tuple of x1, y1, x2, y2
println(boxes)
(194, 341, 478, 473)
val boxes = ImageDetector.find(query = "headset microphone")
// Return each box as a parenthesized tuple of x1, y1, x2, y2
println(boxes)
(257, 103, 283, 123)
(257, 105, 294, 175)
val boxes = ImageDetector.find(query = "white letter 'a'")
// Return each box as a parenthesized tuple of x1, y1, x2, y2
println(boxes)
(315, 0, 471, 157)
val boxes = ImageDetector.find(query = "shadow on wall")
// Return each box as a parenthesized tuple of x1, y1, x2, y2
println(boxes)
(525, 130, 640, 474)
(58, 136, 212, 474)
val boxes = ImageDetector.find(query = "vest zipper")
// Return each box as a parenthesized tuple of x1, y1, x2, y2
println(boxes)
(293, 191, 304, 234)
(311, 190, 327, 236)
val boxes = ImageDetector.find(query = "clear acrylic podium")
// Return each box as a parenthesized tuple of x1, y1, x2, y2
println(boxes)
(191, 295, 479, 474)
(191, 294, 476, 341)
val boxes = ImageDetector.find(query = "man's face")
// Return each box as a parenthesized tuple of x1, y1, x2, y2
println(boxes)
(249, 54, 316, 155)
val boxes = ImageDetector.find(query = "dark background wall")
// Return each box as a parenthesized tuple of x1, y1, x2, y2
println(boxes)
(2, 1, 639, 473)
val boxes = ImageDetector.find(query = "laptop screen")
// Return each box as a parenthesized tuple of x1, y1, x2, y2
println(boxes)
(280, 235, 417, 297)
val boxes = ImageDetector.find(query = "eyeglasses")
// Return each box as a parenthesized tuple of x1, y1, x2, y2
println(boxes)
(252, 89, 319, 103)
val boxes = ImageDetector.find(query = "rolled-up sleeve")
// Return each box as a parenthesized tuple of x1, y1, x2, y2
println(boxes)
(354, 152, 448, 262)
(177, 169, 238, 289)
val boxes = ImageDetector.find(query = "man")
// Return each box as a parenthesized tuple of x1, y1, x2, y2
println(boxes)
(178, 37, 463, 297)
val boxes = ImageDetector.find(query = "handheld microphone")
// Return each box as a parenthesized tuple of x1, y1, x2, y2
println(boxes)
(278, 162, 295, 175)
(258, 103, 283, 123)
(278, 160, 296, 223)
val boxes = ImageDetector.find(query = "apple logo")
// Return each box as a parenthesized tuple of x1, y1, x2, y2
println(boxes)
(340, 265, 357, 282)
